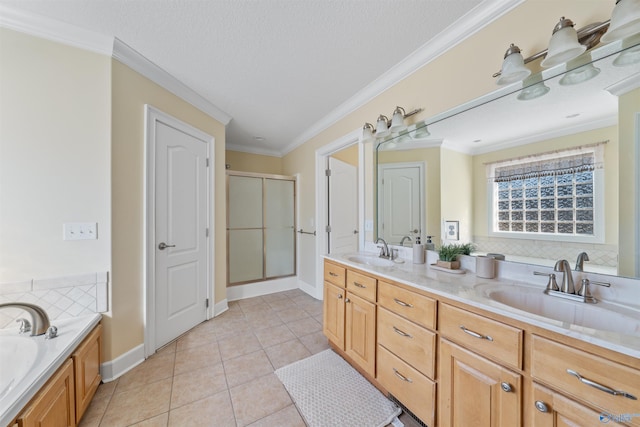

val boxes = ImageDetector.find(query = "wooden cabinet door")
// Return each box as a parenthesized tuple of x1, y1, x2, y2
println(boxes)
(531, 382, 627, 427)
(73, 324, 102, 422)
(323, 281, 345, 350)
(439, 338, 522, 427)
(19, 359, 76, 427)
(345, 292, 376, 377)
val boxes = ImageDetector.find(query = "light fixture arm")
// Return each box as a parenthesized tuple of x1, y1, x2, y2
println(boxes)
(492, 20, 610, 78)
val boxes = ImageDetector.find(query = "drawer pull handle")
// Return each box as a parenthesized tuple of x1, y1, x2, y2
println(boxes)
(566, 369, 637, 400)
(460, 325, 493, 341)
(393, 298, 413, 308)
(392, 326, 413, 338)
(500, 382, 513, 393)
(353, 282, 366, 288)
(393, 368, 413, 383)
(329, 272, 339, 277)
(535, 401, 549, 413)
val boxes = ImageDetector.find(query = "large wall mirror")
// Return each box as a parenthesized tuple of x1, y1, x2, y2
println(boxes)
(375, 36, 640, 279)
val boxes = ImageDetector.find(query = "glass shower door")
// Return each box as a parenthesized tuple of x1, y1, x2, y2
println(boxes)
(265, 178, 295, 277)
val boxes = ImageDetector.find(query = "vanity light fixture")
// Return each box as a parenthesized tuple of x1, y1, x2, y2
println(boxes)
(559, 62, 601, 86)
(409, 122, 430, 139)
(540, 17, 586, 68)
(516, 82, 550, 101)
(613, 43, 640, 66)
(362, 122, 375, 143)
(496, 44, 531, 86)
(600, 0, 640, 44)
(389, 106, 408, 133)
(361, 106, 424, 143)
(375, 115, 391, 138)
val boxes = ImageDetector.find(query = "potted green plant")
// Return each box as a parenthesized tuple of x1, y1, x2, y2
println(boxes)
(436, 242, 475, 269)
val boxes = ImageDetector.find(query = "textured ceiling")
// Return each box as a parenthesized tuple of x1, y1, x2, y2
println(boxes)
(0, 0, 483, 155)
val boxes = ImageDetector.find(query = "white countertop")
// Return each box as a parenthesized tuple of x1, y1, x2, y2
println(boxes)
(0, 313, 102, 426)
(325, 252, 640, 360)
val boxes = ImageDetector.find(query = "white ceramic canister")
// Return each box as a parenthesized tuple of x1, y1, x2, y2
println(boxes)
(476, 255, 496, 279)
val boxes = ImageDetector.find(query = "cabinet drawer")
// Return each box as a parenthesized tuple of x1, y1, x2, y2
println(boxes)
(346, 270, 376, 302)
(378, 307, 436, 379)
(324, 261, 346, 287)
(377, 345, 435, 427)
(531, 335, 640, 425)
(439, 303, 523, 370)
(378, 281, 436, 330)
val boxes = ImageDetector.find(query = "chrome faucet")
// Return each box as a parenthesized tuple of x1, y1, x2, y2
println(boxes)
(0, 302, 51, 336)
(575, 252, 589, 271)
(554, 259, 575, 294)
(375, 238, 390, 258)
(399, 236, 412, 247)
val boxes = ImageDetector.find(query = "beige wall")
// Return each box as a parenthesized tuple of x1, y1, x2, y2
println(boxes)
(331, 144, 359, 166)
(0, 28, 111, 283)
(225, 150, 282, 174)
(618, 87, 640, 276)
(441, 149, 473, 244)
(110, 60, 226, 361)
(283, 0, 615, 289)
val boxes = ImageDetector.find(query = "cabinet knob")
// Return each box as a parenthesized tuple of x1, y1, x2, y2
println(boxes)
(337, 294, 343, 299)
(535, 400, 549, 413)
(345, 298, 350, 303)
(500, 382, 513, 393)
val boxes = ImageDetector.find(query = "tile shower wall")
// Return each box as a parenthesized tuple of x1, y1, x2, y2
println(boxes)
(0, 272, 108, 329)
(473, 236, 618, 267)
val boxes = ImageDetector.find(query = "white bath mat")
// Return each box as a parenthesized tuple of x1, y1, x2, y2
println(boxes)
(275, 349, 401, 427)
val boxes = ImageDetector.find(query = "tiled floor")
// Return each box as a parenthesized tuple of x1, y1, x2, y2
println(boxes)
(79, 288, 421, 427)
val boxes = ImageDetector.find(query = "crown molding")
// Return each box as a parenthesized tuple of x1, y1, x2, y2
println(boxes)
(281, 0, 525, 156)
(0, 5, 231, 126)
(606, 71, 640, 96)
(225, 142, 283, 157)
(112, 38, 231, 125)
(0, 4, 113, 55)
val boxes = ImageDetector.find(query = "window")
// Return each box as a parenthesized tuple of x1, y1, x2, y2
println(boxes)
(488, 144, 605, 242)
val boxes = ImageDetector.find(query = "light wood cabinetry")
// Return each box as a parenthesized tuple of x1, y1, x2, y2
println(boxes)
(345, 292, 376, 377)
(72, 324, 102, 422)
(17, 359, 76, 427)
(439, 338, 522, 427)
(12, 323, 102, 427)
(323, 281, 346, 350)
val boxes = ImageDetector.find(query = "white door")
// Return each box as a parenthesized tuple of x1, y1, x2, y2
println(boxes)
(329, 157, 358, 253)
(154, 116, 209, 349)
(379, 165, 422, 244)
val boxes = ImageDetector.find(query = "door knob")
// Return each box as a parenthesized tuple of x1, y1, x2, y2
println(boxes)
(158, 242, 176, 250)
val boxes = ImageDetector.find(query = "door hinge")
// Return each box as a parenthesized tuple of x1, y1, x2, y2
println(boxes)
(325, 169, 331, 177)
(326, 225, 332, 233)
(206, 158, 210, 167)
(206, 228, 209, 237)
(206, 298, 209, 308)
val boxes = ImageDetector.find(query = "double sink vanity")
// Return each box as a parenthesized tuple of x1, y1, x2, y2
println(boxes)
(323, 251, 640, 426)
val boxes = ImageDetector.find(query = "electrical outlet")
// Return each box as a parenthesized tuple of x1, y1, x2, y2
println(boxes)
(63, 222, 98, 240)
(365, 220, 373, 231)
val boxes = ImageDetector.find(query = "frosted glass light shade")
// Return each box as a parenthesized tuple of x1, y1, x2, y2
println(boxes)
(559, 63, 601, 85)
(601, 0, 640, 43)
(517, 82, 551, 101)
(497, 47, 531, 85)
(541, 19, 586, 68)
(376, 115, 390, 137)
(362, 123, 375, 143)
(389, 108, 407, 133)
(614, 44, 640, 66)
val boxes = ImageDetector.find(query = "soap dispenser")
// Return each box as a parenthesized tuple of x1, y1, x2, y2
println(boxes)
(425, 236, 435, 251)
(413, 236, 425, 264)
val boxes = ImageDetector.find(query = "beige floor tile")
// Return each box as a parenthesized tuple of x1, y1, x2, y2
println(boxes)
(260, 292, 290, 303)
(229, 373, 292, 427)
(299, 331, 330, 354)
(237, 296, 265, 309)
(244, 311, 284, 330)
(286, 316, 321, 338)
(275, 307, 309, 323)
(174, 342, 221, 375)
(218, 331, 262, 360)
(176, 325, 217, 351)
(156, 340, 177, 355)
(213, 316, 253, 338)
(290, 294, 318, 306)
(129, 412, 169, 426)
(281, 289, 305, 298)
(168, 390, 236, 427)
(115, 351, 175, 393)
(246, 404, 306, 427)
(265, 298, 292, 312)
(254, 323, 296, 348)
(171, 362, 228, 409)
(301, 301, 323, 317)
(101, 377, 172, 426)
(264, 339, 311, 369)
(93, 380, 118, 400)
(223, 349, 275, 388)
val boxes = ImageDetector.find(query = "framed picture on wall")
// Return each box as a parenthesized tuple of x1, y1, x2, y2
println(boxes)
(444, 220, 459, 241)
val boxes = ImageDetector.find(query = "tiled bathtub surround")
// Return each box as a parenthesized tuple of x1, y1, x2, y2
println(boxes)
(0, 271, 108, 328)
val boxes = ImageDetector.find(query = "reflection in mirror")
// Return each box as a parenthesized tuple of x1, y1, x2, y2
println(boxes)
(375, 38, 640, 278)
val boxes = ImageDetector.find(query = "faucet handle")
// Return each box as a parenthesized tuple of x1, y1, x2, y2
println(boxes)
(534, 271, 560, 291)
(16, 318, 31, 334)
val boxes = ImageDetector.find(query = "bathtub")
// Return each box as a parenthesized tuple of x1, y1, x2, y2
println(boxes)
(0, 313, 101, 426)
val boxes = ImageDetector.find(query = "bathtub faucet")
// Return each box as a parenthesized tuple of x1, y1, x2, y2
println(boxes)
(0, 302, 51, 336)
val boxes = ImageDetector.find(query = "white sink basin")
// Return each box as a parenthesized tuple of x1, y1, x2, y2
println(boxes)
(347, 254, 395, 267)
(481, 284, 640, 335)
(0, 336, 40, 401)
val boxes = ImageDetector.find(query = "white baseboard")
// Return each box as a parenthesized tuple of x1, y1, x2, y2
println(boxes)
(298, 278, 321, 300)
(213, 299, 229, 317)
(100, 343, 145, 382)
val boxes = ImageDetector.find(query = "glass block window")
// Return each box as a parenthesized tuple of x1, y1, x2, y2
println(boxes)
(492, 148, 601, 237)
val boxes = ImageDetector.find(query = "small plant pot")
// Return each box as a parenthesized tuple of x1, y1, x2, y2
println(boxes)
(436, 260, 460, 270)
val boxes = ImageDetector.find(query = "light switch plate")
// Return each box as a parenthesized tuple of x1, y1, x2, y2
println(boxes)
(63, 222, 98, 240)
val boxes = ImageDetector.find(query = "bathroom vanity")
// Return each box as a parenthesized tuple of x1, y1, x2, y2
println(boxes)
(1, 314, 102, 427)
(323, 254, 640, 426)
